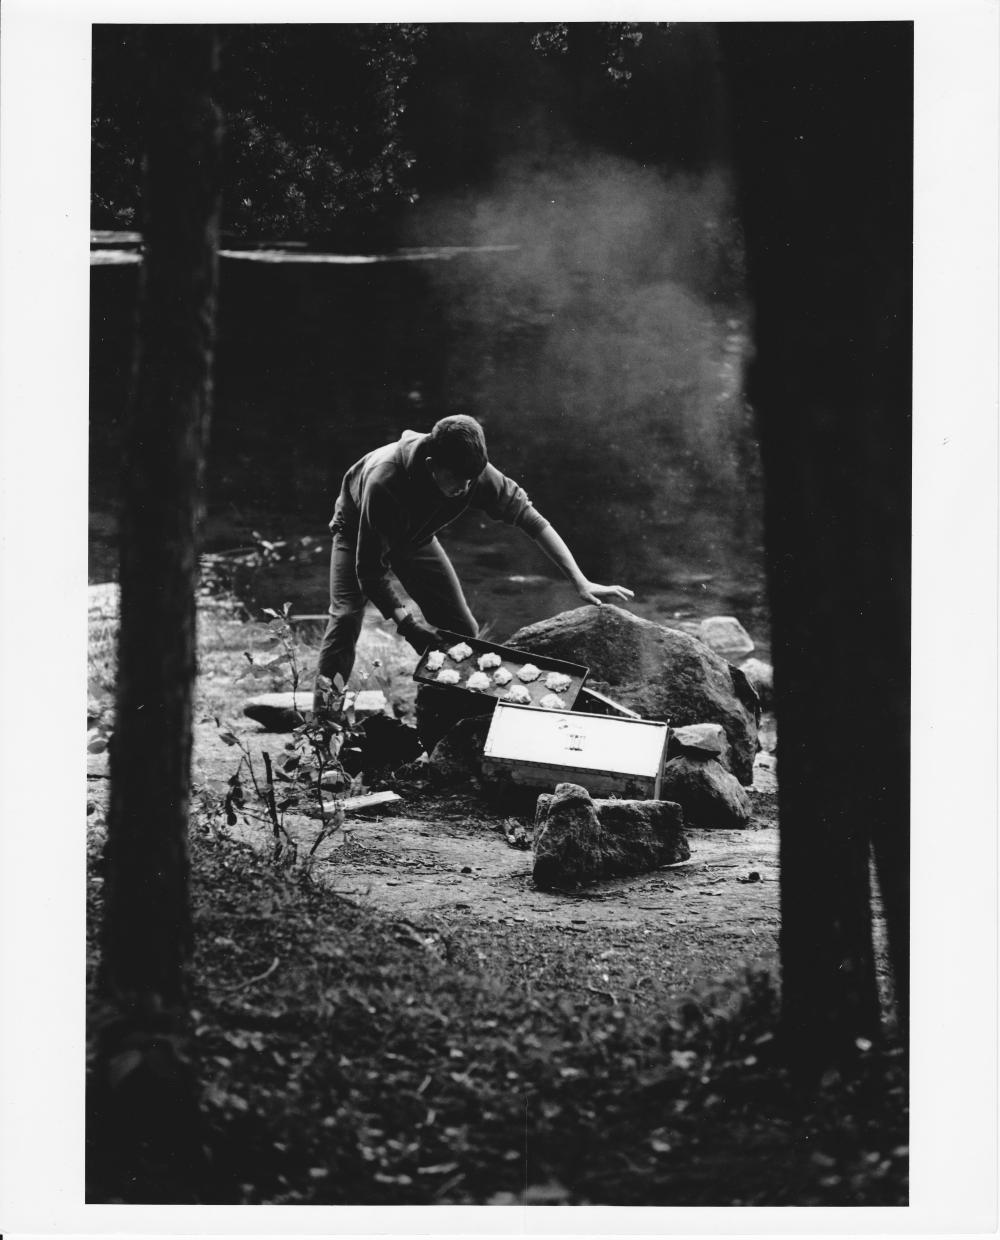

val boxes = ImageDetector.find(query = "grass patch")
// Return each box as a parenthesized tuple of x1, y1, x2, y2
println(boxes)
(87, 825, 907, 1206)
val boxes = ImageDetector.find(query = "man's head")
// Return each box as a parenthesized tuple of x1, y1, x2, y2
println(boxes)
(424, 415, 488, 498)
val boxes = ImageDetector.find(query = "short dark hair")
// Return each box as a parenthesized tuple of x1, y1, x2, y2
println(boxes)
(425, 415, 488, 478)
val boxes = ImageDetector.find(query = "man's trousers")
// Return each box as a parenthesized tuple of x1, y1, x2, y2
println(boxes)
(315, 533, 478, 694)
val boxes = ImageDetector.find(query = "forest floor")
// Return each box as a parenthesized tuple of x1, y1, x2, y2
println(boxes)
(85, 587, 907, 1207)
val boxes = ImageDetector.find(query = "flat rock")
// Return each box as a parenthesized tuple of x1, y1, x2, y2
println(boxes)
(668, 722, 728, 760)
(243, 703, 306, 731)
(698, 615, 755, 658)
(659, 754, 751, 830)
(347, 689, 391, 717)
(507, 605, 759, 784)
(533, 782, 689, 890)
(244, 688, 389, 731)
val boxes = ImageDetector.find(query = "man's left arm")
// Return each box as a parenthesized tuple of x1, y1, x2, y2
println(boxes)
(532, 523, 635, 607)
(473, 466, 634, 606)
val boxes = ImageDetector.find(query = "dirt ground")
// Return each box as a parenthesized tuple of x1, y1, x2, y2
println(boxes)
(89, 704, 787, 1007)
(275, 800, 780, 931)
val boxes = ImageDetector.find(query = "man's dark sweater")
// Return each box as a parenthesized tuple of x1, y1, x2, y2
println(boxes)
(329, 430, 550, 618)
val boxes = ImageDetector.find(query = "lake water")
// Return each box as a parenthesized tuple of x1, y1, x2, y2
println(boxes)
(90, 244, 770, 661)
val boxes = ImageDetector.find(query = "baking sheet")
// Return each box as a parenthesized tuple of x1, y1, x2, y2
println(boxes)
(413, 629, 588, 710)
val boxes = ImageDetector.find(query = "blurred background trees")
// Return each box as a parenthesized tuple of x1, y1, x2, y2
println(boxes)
(92, 23, 732, 250)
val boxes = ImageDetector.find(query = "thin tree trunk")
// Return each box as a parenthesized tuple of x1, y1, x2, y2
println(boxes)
(92, 25, 221, 1200)
(719, 22, 912, 1069)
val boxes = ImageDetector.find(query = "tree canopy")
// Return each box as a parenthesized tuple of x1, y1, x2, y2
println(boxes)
(92, 23, 718, 245)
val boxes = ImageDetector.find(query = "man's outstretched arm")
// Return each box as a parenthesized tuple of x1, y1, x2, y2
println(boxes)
(532, 524, 634, 607)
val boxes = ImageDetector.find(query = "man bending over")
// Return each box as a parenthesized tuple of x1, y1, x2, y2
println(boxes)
(315, 414, 633, 709)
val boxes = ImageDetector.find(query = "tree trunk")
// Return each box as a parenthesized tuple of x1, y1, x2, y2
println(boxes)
(91, 26, 221, 1200)
(718, 23, 912, 1069)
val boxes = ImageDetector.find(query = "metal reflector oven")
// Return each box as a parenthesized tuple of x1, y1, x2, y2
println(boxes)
(482, 701, 671, 800)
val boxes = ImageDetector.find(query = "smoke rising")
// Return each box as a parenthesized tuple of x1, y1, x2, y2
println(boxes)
(408, 148, 757, 579)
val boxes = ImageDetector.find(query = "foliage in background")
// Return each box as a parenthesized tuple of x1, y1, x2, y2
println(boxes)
(91, 23, 717, 245)
(92, 24, 426, 240)
(198, 533, 327, 611)
(530, 21, 657, 84)
(219, 25, 426, 239)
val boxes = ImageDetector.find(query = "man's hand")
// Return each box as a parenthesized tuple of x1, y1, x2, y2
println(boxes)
(532, 525, 635, 610)
(396, 613, 440, 655)
(576, 580, 635, 607)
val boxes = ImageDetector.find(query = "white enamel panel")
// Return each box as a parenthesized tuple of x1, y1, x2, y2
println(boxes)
(483, 703, 668, 778)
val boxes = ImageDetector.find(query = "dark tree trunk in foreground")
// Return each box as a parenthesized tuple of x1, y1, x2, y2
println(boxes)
(720, 23, 912, 1069)
(92, 26, 221, 1199)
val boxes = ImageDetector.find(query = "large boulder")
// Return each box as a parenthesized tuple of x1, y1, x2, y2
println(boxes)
(659, 755, 751, 830)
(507, 606, 759, 784)
(533, 783, 689, 889)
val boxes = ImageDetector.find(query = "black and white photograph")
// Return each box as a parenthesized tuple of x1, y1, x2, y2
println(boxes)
(0, 1, 996, 1234)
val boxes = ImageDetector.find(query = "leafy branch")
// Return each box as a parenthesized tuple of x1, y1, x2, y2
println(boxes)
(215, 602, 371, 870)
